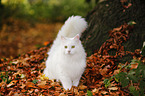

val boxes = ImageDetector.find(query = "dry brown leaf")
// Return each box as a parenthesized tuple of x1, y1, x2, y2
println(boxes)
(108, 87, 118, 91)
(37, 81, 47, 88)
(59, 93, 67, 96)
(20, 83, 26, 89)
(26, 82, 35, 88)
(21, 89, 27, 92)
(28, 89, 34, 94)
(92, 88, 99, 93)
(7, 80, 18, 87)
(8, 91, 14, 96)
(0, 64, 3, 67)
(113, 69, 120, 75)
(101, 91, 108, 95)
(0, 81, 6, 87)
(78, 85, 87, 90)
(131, 63, 138, 69)
(74, 88, 79, 95)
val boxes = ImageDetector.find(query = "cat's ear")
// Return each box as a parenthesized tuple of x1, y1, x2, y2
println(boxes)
(61, 35, 66, 41)
(61, 36, 67, 43)
(73, 34, 80, 40)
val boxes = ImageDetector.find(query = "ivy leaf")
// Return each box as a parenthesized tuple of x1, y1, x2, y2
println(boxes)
(32, 79, 38, 84)
(117, 72, 127, 80)
(121, 79, 129, 87)
(127, 21, 136, 25)
(103, 79, 111, 88)
(128, 70, 138, 83)
(114, 77, 119, 82)
(87, 90, 93, 96)
(129, 85, 139, 96)
(129, 85, 135, 92)
(128, 74, 138, 83)
(117, 72, 129, 87)
(130, 59, 138, 64)
(139, 79, 145, 89)
(20, 74, 25, 79)
(131, 90, 139, 96)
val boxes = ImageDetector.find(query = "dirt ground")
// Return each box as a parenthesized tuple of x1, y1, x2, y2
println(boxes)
(0, 18, 63, 58)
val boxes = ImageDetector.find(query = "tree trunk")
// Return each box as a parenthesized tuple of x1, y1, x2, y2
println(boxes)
(0, 0, 2, 29)
(81, 0, 145, 56)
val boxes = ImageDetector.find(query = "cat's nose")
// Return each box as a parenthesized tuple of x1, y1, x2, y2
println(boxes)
(68, 50, 71, 53)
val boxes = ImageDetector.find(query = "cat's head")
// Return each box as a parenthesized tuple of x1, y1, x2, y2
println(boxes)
(61, 34, 81, 55)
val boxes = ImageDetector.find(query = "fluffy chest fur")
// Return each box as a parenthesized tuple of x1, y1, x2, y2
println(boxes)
(58, 54, 86, 80)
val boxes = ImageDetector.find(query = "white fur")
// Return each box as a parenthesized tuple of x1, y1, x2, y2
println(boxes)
(43, 16, 87, 90)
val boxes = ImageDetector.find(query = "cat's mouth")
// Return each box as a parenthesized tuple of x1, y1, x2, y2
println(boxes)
(65, 51, 72, 55)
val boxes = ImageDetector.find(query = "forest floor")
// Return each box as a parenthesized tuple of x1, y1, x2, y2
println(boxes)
(0, 20, 145, 95)
(0, 18, 62, 58)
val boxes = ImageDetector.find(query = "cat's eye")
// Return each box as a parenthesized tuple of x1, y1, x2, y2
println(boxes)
(71, 45, 75, 48)
(64, 46, 67, 48)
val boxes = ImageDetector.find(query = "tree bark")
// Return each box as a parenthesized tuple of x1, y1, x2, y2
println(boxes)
(81, 0, 145, 56)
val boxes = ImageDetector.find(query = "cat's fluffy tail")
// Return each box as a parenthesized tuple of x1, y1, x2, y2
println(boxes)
(48, 16, 87, 55)
(57, 16, 87, 38)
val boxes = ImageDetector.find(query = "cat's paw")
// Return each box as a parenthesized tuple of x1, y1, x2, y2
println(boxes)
(43, 69, 48, 76)
(72, 80, 79, 87)
(60, 76, 72, 90)
(63, 84, 72, 90)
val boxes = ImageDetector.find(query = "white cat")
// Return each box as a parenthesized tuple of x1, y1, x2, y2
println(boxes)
(43, 16, 87, 90)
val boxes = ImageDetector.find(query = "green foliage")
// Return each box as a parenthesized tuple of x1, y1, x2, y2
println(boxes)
(127, 21, 136, 26)
(32, 79, 38, 84)
(2, 0, 96, 22)
(87, 90, 93, 96)
(104, 59, 145, 96)
(104, 76, 114, 88)
(0, 71, 12, 84)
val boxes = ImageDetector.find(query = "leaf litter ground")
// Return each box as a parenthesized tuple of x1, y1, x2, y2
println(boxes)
(0, 23, 144, 96)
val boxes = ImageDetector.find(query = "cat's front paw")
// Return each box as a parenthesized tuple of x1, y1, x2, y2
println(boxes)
(63, 84, 72, 90)
(73, 80, 79, 87)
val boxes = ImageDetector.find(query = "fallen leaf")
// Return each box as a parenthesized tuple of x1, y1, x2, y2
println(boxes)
(113, 26, 122, 32)
(113, 69, 120, 75)
(20, 74, 25, 78)
(12, 60, 19, 64)
(43, 41, 50, 46)
(108, 87, 118, 91)
(21, 89, 27, 92)
(101, 91, 108, 95)
(0, 64, 3, 67)
(92, 88, 99, 93)
(8, 91, 14, 95)
(39, 74, 49, 80)
(74, 88, 79, 95)
(131, 63, 138, 69)
(59, 93, 67, 96)
(28, 89, 34, 94)
(37, 81, 47, 88)
(7, 80, 18, 87)
(20, 83, 26, 89)
(26, 82, 35, 88)
(78, 85, 87, 90)
(0, 81, 6, 87)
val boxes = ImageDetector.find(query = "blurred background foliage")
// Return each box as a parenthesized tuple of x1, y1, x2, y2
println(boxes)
(1, 0, 96, 22)
(0, 0, 98, 58)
